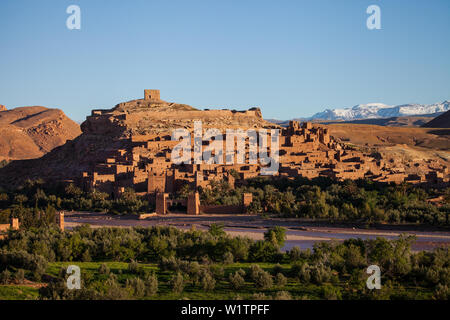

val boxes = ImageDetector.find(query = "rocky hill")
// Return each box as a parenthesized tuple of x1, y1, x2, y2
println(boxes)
(422, 110, 450, 128)
(0, 106, 81, 161)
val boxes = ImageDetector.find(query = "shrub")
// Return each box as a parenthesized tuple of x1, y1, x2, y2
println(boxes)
(252, 292, 267, 300)
(264, 227, 286, 247)
(298, 263, 311, 283)
(288, 247, 302, 262)
(126, 277, 145, 297)
(322, 285, 342, 300)
(248, 241, 279, 262)
(433, 284, 450, 300)
(210, 265, 225, 279)
(275, 273, 287, 287)
(310, 263, 332, 284)
(250, 267, 273, 290)
(272, 264, 283, 275)
(159, 256, 179, 271)
(229, 271, 245, 290)
(223, 252, 234, 265)
(144, 273, 158, 296)
(273, 291, 292, 300)
(249, 265, 264, 280)
(98, 263, 110, 275)
(201, 271, 216, 291)
(171, 272, 185, 294)
(15, 269, 25, 284)
(0, 269, 11, 284)
(128, 260, 139, 274)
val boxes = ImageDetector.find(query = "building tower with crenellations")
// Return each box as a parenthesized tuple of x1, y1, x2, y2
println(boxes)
(144, 89, 161, 101)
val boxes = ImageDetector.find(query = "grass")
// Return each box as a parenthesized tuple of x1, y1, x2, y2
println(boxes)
(0, 285, 39, 300)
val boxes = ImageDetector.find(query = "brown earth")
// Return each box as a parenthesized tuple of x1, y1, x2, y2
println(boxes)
(325, 123, 450, 163)
(0, 106, 81, 161)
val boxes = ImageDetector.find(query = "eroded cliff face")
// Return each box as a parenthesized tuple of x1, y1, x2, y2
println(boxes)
(0, 106, 81, 161)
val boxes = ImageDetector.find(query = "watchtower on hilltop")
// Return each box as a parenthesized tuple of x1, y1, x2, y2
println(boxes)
(144, 89, 161, 101)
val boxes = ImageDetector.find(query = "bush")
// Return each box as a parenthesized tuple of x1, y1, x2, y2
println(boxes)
(252, 292, 267, 300)
(128, 260, 139, 274)
(288, 247, 302, 262)
(201, 271, 216, 291)
(249, 241, 279, 262)
(126, 277, 145, 297)
(0, 269, 11, 284)
(298, 263, 311, 283)
(322, 285, 342, 300)
(264, 227, 286, 247)
(171, 272, 185, 294)
(223, 252, 234, 265)
(433, 284, 450, 300)
(273, 291, 292, 300)
(250, 265, 273, 290)
(210, 265, 225, 279)
(15, 269, 25, 284)
(272, 264, 283, 275)
(275, 273, 287, 287)
(144, 273, 158, 296)
(229, 271, 245, 290)
(310, 263, 332, 285)
(98, 263, 110, 275)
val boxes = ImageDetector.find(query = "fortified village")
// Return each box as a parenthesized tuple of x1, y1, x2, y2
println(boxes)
(79, 90, 449, 214)
(0, 90, 448, 216)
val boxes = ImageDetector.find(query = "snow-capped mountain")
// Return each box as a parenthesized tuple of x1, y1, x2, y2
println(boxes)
(310, 101, 450, 120)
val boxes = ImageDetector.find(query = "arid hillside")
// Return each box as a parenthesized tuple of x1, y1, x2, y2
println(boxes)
(326, 123, 450, 163)
(0, 106, 81, 161)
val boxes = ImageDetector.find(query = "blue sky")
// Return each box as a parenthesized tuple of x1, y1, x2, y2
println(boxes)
(0, 0, 449, 121)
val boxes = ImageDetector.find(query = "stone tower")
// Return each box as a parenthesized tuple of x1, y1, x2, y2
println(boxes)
(10, 218, 19, 230)
(57, 212, 65, 231)
(0, 105, 7, 112)
(144, 89, 160, 101)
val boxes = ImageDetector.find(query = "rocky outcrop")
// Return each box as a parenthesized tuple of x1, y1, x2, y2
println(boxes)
(0, 106, 81, 161)
(0, 105, 7, 112)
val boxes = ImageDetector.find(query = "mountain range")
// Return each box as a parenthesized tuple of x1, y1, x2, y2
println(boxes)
(309, 101, 450, 121)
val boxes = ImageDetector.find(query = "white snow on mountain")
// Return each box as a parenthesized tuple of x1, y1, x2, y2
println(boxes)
(310, 101, 450, 120)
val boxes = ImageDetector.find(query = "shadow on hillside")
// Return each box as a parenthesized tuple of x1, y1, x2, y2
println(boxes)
(428, 129, 450, 136)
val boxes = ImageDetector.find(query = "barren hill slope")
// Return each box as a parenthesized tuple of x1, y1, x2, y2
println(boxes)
(326, 123, 450, 163)
(422, 110, 450, 128)
(0, 106, 81, 161)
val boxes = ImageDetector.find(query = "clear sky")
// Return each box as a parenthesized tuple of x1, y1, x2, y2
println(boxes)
(0, 0, 449, 122)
